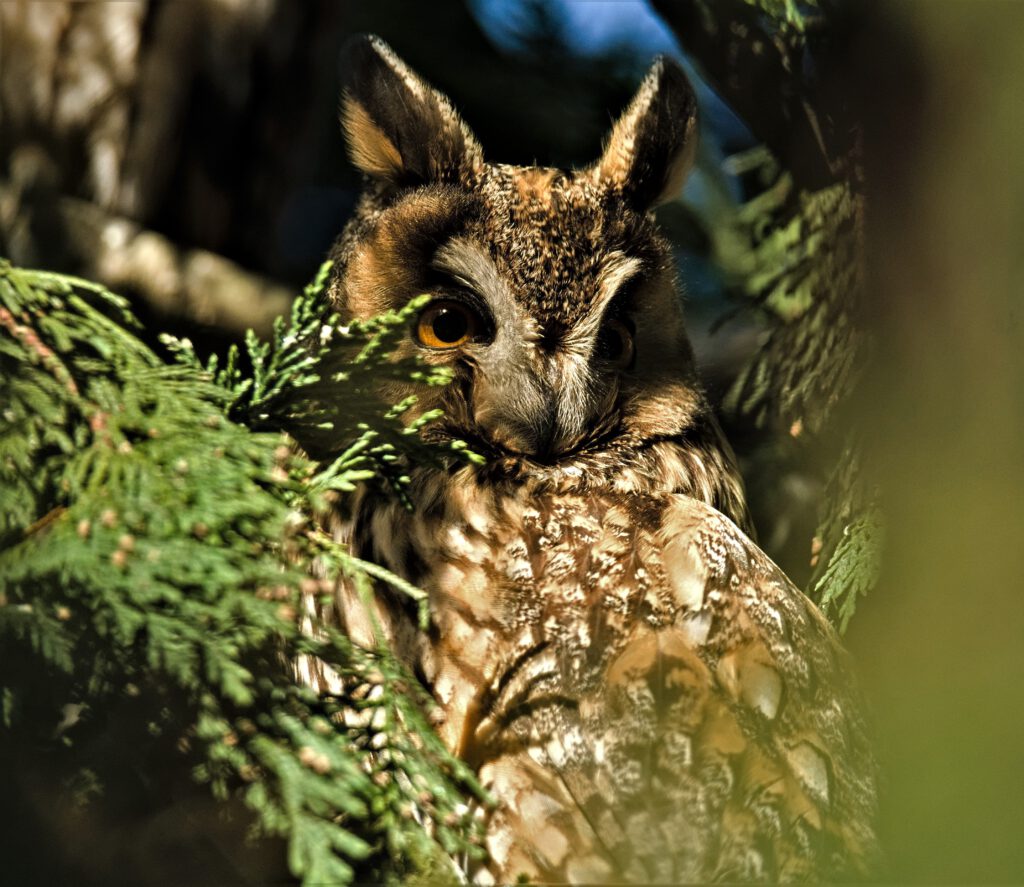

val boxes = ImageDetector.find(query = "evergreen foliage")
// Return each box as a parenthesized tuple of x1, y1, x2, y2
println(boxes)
(703, 145, 877, 628)
(739, 0, 817, 31)
(811, 441, 883, 633)
(710, 150, 876, 631)
(0, 259, 486, 884)
(664, 0, 880, 629)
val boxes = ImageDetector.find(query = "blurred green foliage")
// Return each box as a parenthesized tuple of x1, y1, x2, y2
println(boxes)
(657, 0, 878, 623)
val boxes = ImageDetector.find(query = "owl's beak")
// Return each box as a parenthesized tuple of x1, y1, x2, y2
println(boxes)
(470, 349, 594, 461)
(477, 399, 559, 460)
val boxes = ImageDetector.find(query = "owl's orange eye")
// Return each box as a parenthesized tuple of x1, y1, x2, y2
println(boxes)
(596, 318, 635, 368)
(415, 300, 481, 349)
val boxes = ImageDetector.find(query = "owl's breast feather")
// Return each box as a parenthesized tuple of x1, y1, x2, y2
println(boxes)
(356, 479, 879, 883)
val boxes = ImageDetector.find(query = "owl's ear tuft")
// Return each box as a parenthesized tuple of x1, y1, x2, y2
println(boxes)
(340, 35, 483, 188)
(593, 56, 698, 209)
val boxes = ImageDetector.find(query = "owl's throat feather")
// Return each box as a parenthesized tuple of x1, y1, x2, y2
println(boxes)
(422, 413, 753, 536)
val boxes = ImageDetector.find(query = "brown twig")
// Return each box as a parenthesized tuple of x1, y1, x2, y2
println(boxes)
(0, 304, 80, 396)
(0, 182, 294, 338)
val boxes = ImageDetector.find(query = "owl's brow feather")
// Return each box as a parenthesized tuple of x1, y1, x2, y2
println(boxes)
(432, 237, 642, 356)
(430, 237, 505, 303)
(563, 253, 643, 356)
(430, 237, 532, 339)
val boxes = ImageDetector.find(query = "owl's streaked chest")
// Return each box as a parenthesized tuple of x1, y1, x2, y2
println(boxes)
(347, 442, 744, 752)
(341, 465, 877, 882)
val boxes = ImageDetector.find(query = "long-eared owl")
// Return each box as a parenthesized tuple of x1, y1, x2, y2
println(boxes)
(309, 35, 879, 883)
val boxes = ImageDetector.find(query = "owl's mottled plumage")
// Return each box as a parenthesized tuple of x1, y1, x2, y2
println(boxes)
(309, 35, 878, 883)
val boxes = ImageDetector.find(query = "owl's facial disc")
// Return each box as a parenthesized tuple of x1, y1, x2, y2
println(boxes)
(419, 238, 646, 461)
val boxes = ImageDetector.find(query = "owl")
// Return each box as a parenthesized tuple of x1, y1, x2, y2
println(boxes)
(313, 35, 879, 883)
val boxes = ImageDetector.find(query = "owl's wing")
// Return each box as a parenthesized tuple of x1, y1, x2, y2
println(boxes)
(470, 493, 879, 884)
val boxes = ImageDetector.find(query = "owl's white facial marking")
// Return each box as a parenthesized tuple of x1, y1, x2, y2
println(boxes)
(562, 252, 642, 359)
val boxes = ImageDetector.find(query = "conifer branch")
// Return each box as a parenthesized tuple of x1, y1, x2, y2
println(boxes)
(0, 258, 487, 883)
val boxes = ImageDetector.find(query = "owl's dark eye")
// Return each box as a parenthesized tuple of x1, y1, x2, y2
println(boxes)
(416, 300, 480, 349)
(596, 318, 635, 368)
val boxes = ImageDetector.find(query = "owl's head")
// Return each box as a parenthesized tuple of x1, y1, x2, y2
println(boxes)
(331, 35, 706, 469)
